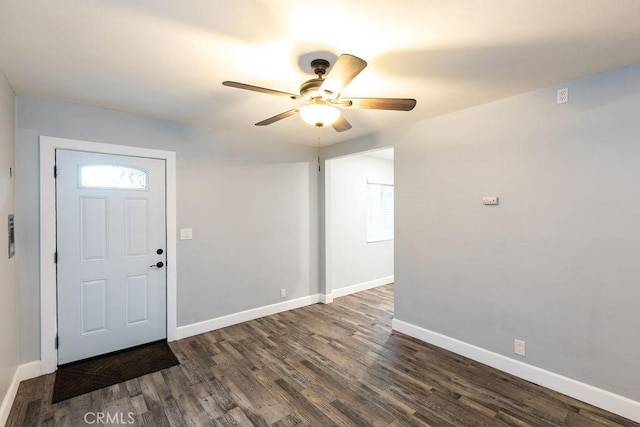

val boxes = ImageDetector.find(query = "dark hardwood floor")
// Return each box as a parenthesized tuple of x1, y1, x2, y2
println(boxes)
(7, 284, 640, 426)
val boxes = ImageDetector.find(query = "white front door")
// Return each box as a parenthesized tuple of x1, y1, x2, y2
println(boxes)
(56, 149, 167, 364)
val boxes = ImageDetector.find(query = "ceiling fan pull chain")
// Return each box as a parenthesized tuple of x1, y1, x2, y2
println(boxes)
(317, 127, 321, 172)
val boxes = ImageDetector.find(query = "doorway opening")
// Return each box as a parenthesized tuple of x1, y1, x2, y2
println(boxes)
(324, 147, 394, 300)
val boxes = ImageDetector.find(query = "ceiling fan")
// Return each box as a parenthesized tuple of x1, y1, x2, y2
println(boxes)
(222, 54, 416, 132)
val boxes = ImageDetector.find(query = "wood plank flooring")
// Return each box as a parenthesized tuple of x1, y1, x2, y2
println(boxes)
(7, 284, 640, 426)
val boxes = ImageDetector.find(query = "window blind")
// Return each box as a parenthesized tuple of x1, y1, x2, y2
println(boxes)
(367, 182, 394, 242)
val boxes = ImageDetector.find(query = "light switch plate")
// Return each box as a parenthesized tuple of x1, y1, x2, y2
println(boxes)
(180, 228, 193, 240)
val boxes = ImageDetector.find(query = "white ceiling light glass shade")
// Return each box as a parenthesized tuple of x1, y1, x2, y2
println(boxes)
(299, 104, 340, 127)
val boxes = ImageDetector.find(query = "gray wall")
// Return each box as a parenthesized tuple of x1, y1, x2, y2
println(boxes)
(0, 69, 17, 401)
(327, 153, 393, 291)
(12, 61, 640, 402)
(15, 95, 319, 363)
(327, 63, 640, 401)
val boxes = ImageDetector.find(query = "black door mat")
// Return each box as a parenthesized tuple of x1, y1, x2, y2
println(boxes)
(52, 340, 179, 403)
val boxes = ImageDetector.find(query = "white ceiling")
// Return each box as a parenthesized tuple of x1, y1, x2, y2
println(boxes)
(1, 0, 640, 147)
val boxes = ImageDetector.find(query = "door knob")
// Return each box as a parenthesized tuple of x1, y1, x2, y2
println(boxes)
(150, 261, 164, 268)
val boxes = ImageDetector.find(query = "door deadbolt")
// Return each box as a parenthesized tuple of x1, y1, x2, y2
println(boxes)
(156, 249, 163, 255)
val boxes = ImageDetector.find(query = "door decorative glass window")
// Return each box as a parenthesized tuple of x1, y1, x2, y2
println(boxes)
(79, 165, 148, 189)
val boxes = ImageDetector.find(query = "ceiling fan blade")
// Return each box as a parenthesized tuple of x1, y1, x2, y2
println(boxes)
(255, 109, 299, 126)
(223, 81, 299, 99)
(320, 54, 367, 97)
(332, 114, 352, 132)
(338, 97, 417, 111)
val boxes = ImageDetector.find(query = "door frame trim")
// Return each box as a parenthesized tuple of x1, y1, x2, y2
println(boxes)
(39, 136, 177, 374)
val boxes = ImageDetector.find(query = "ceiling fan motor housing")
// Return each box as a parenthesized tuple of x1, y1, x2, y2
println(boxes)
(300, 78, 324, 99)
(300, 58, 333, 99)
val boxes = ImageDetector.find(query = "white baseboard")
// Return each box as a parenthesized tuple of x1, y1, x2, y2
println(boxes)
(176, 294, 322, 340)
(392, 319, 640, 424)
(0, 361, 42, 426)
(331, 275, 394, 299)
(319, 294, 333, 304)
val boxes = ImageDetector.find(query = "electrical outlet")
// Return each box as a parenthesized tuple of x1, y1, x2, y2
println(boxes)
(280, 288, 286, 298)
(557, 87, 569, 104)
(514, 339, 526, 356)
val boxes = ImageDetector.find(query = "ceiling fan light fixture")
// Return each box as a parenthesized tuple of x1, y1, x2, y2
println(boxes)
(299, 104, 340, 127)
(223, 53, 415, 131)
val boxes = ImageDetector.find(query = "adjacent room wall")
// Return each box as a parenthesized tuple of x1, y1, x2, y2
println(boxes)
(0, 69, 17, 413)
(15, 95, 319, 363)
(326, 152, 393, 294)
(324, 63, 640, 403)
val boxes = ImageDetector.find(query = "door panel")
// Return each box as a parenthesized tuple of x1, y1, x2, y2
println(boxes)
(56, 150, 167, 364)
(81, 279, 108, 334)
(126, 199, 149, 257)
(126, 274, 149, 325)
(80, 197, 109, 261)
